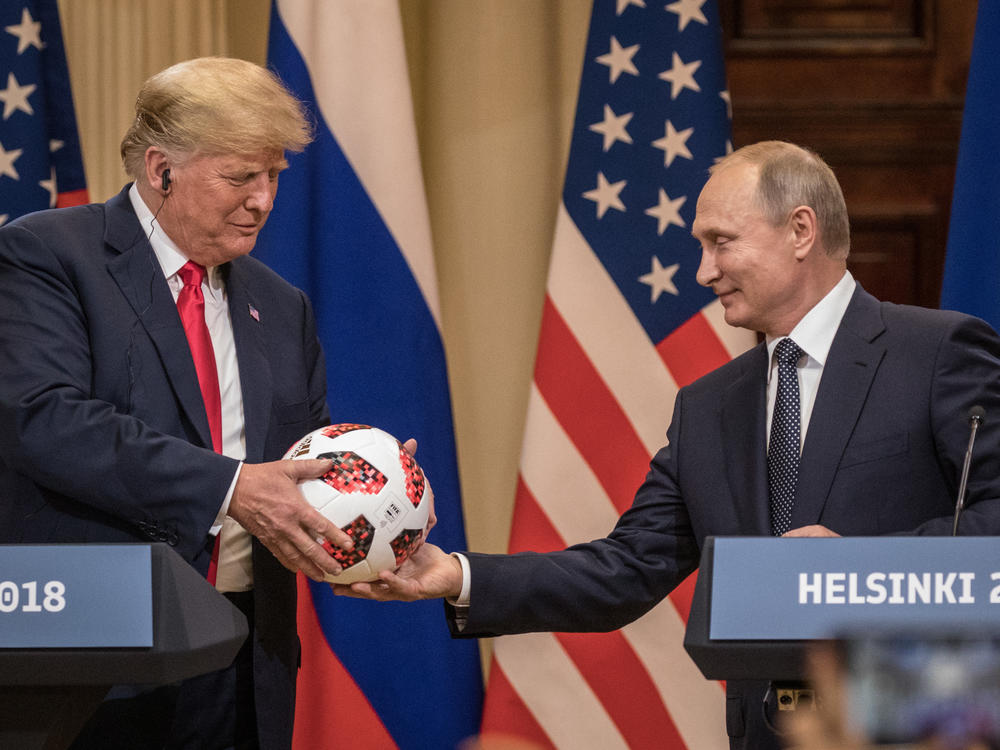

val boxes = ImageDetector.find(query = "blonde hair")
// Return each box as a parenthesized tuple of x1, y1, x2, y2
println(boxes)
(713, 141, 851, 259)
(120, 56, 312, 179)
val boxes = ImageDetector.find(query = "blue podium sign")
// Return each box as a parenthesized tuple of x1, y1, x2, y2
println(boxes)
(710, 537, 1000, 640)
(0, 545, 153, 648)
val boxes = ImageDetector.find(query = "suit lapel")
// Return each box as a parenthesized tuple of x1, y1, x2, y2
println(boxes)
(790, 287, 886, 527)
(722, 343, 772, 536)
(103, 187, 215, 450)
(225, 259, 272, 463)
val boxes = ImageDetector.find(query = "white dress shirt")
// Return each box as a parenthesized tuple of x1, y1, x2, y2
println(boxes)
(129, 184, 253, 592)
(765, 270, 856, 450)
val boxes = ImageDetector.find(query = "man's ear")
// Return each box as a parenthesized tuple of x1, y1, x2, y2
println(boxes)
(143, 147, 171, 195)
(790, 205, 818, 260)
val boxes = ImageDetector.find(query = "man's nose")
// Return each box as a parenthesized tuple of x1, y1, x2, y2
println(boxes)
(695, 249, 719, 288)
(245, 174, 275, 212)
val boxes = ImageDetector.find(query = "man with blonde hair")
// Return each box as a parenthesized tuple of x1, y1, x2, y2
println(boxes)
(337, 141, 1000, 749)
(0, 57, 354, 749)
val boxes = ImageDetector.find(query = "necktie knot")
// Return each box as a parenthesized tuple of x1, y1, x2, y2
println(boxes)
(177, 260, 206, 289)
(775, 337, 803, 367)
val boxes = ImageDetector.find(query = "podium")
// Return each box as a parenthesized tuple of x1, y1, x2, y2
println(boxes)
(684, 536, 1000, 682)
(684, 537, 805, 680)
(0, 544, 248, 750)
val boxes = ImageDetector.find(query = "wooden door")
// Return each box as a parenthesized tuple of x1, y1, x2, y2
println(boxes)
(722, 0, 978, 307)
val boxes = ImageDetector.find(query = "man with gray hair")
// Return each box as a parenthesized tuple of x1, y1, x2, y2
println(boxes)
(0, 57, 355, 749)
(336, 141, 1000, 749)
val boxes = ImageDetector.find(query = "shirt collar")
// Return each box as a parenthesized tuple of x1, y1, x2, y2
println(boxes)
(766, 270, 856, 375)
(128, 182, 222, 291)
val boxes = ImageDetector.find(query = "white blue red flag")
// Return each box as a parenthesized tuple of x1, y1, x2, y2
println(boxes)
(940, 0, 1000, 331)
(480, 1, 753, 747)
(0, 0, 87, 224)
(260, 2, 483, 748)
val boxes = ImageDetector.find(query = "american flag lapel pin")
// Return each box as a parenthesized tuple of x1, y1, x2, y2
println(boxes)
(248, 303, 260, 322)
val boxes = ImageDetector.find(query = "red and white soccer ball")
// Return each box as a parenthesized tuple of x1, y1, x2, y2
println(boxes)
(283, 424, 432, 584)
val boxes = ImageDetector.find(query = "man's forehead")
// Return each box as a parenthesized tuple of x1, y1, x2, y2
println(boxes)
(691, 207, 726, 239)
(707, 160, 757, 192)
(692, 169, 759, 237)
(691, 180, 731, 229)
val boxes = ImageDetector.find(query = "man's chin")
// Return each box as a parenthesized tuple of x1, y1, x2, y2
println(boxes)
(228, 231, 262, 255)
(721, 306, 751, 331)
(190, 240, 258, 267)
(724, 316, 764, 336)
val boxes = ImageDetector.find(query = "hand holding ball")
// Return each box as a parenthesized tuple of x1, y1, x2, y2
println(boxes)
(284, 424, 432, 583)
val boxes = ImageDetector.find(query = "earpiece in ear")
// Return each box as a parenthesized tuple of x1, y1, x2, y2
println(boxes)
(161, 169, 172, 193)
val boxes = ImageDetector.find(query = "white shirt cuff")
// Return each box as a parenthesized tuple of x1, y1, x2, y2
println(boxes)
(449, 552, 471, 606)
(210, 462, 243, 535)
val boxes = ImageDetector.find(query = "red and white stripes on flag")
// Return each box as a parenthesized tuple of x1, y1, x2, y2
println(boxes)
(480, 1, 754, 747)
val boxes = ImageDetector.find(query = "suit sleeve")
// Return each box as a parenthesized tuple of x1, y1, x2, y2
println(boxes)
(0, 220, 239, 562)
(911, 314, 1000, 536)
(457, 392, 701, 637)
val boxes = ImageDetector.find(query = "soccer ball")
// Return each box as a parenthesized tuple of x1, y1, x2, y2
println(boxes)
(283, 423, 432, 584)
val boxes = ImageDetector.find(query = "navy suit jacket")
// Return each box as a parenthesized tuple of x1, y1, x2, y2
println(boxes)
(0, 186, 330, 748)
(457, 285, 1000, 748)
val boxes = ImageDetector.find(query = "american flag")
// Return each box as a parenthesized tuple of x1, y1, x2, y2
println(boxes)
(261, 2, 483, 748)
(0, 0, 87, 225)
(479, 1, 754, 747)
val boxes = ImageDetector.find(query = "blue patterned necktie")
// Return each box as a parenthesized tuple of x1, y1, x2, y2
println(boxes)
(768, 338, 804, 536)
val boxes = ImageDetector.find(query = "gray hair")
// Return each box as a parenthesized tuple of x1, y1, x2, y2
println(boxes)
(713, 141, 851, 259)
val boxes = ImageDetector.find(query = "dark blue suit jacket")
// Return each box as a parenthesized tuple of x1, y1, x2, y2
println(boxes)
(457, 285, 1000, 748)
(0, 186, 330, 748)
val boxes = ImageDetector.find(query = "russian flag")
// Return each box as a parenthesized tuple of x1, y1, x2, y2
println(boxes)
(259, 2, 484, 748)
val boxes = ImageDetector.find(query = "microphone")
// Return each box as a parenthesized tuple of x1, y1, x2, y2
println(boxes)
(952, 405, 985, 535)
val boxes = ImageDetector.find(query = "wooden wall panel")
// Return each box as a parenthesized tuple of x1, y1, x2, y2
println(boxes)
(734, 0, 929, 49)
(721, 0, 978, 307)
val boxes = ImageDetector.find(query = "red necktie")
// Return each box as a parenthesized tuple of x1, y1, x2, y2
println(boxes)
(176, 261, 223, 584)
